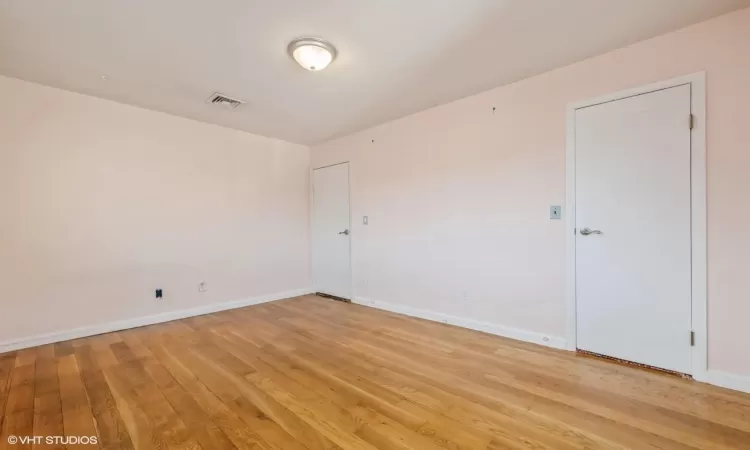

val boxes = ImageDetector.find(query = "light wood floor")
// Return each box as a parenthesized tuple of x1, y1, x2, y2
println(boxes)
(1, 295, 749, 449)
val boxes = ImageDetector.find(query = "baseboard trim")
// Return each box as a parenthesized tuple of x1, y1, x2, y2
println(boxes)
(351, 297, 750, 395)
(6, 290, 747, 395)
(706, 370, 750, 394)
(352, 296, 567, 350)
(0, 288, 313, 354)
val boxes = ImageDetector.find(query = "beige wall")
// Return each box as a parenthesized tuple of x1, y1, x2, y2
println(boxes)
(312, 8, 750, 377)
(0, 76, 311, 344)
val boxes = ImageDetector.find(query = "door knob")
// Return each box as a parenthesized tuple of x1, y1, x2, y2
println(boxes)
(338, 229, 349, 235)
(580, 227, 602, 236)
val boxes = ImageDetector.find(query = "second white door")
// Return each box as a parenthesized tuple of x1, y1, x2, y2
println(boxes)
(312, 163, 352, 299)
(575, 85, 692, 374)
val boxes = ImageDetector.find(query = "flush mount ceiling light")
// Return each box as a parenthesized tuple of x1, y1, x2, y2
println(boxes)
(288, 37, 337, 71)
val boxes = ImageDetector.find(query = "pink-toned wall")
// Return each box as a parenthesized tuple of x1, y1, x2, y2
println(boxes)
(0, 76, 311, 345)
(312, 8, 750, 377)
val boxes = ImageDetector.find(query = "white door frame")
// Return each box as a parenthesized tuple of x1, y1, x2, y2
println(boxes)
(565, 72, 707, 380)
(310, 161, 354, 299)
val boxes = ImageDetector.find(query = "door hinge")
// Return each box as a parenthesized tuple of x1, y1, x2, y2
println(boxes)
(690, 331, 695, 346)
(689, 114, 695, 130)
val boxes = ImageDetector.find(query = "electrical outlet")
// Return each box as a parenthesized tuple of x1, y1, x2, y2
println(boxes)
(155, 289, 163, 299)
(198, 281, 207, 292)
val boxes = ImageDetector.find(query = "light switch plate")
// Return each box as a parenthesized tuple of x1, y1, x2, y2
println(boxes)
(363, 216, 369, 225)
(550, 206, 562, 220)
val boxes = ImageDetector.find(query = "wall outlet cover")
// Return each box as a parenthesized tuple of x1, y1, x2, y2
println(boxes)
(550, 206, 562, 219)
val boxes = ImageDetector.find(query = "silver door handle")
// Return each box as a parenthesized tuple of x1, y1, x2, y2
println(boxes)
(580, 227, 602, 236)
(338, 229, 349, 235)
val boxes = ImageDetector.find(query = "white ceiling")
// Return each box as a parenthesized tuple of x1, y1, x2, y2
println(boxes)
(1, 0, 748, 145)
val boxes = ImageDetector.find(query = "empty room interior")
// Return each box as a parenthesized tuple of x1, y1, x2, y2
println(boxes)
(2, 1, 750, 448)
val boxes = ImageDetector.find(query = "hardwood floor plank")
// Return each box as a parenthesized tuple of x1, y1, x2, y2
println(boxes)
(74, 345, 134, 450)
(183, 339, 350, 449)
(221, 320, 497, 449)
(107, 341, 199, 450)
(0, 353, 17, 437)
(54, 342, 75, 359)
(141, 338, 276, 450)
(331, 313, 739, 448)
(2, 294, 749, 449)
(263, 308, 592, 449)
(100, 367, 159, 450)
(151, 334, 313, 450)
(58, 354, 101, 450)
(271, 299, 692, 449)
(291, 298, 750, 447)
(1, 350, 36, 450)
(117, 330, 237, 450)
(207, 326, 448, 450)
(32, 345, 64, 450)
(217, 326, 429, 431)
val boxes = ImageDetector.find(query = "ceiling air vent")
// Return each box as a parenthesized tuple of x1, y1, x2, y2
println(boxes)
(205, 92, 245, 109)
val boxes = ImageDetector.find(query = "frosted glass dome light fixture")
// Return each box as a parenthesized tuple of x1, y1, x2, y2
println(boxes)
(288, 37, 337, 71)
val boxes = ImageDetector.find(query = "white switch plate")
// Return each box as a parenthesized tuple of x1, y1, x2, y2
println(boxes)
(550, 206, 562, 219)
(363, 216, 369, 225)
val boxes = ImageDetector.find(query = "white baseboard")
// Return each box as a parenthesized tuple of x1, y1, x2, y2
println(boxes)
(352, 296, 567, 350)
(351, 297, 750, 395)
(0, 288, 313, 354)
(7, 289, 747, 396)
(706, 370, 750, 395)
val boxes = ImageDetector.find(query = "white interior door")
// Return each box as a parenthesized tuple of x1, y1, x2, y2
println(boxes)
(575, 85, 692, 374)
(312, 163, 352, 299)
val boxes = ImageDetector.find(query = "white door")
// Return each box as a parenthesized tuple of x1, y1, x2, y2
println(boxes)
(312, 163, 352, 299)
(575, 85, 692, 374)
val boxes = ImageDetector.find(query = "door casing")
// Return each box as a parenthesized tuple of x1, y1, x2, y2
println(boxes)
(565, 73, 707, 381)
